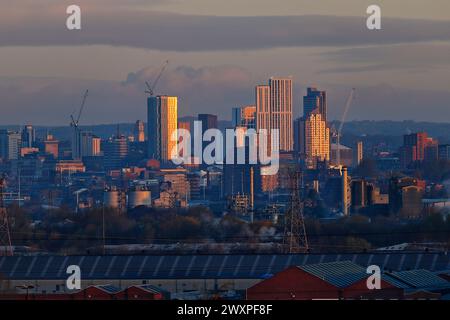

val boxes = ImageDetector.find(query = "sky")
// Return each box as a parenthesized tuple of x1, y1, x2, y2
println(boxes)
(0, 0, 450, 125)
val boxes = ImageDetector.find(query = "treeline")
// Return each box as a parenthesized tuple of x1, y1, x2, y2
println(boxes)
(5, 205, 450, 254)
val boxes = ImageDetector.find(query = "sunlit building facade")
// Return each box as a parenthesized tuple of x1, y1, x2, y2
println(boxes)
(148, 96, 178, 163)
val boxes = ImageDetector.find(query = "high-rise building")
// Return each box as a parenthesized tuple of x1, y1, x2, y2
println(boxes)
(198, 114, 218, 132)
(103, 135, 128, 171)
(177, 121, 191, 158)
(256, 78, 293, 151)
(71, 126, 82, 160)
(438, 144, 450, 160)
(354, 141, 363, 167)
(147, 96, 178, 162)
(21, 125, 35, 148)
(400, 132, 438, 167)
(295, 109, 330, 169)
(80, 132, 101, 157)
(424, 137, 439, 162)
(134, 120, 145, 143)
(269, 77, 293, 151)
(256, 85, 270, 136)
(303, 87, 327, 121)
(232, 105, 256, 129)
(0, 130, 21, 160)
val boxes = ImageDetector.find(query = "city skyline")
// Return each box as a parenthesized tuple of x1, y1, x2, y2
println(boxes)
(1, 1, 450, 124)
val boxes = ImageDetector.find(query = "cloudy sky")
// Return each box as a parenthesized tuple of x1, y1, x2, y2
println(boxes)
(1, 0, 450, 125)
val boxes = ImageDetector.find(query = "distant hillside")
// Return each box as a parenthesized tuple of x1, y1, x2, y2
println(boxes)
(2, 120, 449, 143)
(331, 120, 450, 143)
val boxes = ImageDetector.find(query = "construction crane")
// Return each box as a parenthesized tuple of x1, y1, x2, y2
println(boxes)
(70, 89, 89, 128)
(336, 88, 355, 167)
(70, 90, 89, 160)
(145, 60, 169, 96)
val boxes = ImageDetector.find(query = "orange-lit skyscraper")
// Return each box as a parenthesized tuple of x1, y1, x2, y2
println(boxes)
(256, 77, 293, 152)
(296, 109, 330, 169)
(147, 95, 178, 162)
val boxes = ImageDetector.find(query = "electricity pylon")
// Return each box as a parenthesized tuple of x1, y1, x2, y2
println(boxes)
(283, 170, 309, 253)
(0, 175, 13, 256)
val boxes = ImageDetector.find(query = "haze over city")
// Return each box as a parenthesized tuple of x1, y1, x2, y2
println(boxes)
(1, 0, 450, 125)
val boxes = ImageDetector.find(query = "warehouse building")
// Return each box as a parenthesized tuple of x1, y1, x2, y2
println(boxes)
(0, 253, 449, 298)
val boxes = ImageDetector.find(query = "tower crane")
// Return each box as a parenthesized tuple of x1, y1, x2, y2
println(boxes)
(336, 88, 355, 167)
(145, 60, 169, 96)
(70, 89, 89, 128)
(70, 89, 89, 161)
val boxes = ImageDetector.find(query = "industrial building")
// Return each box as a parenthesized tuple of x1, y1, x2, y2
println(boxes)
(246, 261, 402, 300)
(0, 252, 449, 298)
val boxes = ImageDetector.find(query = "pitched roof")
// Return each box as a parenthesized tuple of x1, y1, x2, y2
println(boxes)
(93, 285, 122, 294)
(298, 261, 368, 288)
(388, 269, 450, 289)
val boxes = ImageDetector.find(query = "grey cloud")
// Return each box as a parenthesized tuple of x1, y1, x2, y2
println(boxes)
(320, 43, 450, 73)
(324, 84, 450, 122)
(1, 5, 450, 51)
(0, 65, 255, 125)
(2, 69, 450, 125)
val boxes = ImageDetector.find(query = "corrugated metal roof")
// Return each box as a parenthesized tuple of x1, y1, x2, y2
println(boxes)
(0, 253, 448, 280)
(382, 274, 412, 289)
(390, 269, 450, 288)
(299, 261, 368, 288)
(95, 285, 122, 294)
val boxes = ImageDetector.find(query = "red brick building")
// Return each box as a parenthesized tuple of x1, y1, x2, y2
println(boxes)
(246, 261, 402, 300)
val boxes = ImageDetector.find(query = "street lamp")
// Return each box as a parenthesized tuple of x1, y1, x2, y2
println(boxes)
(16, 284, 35, 300)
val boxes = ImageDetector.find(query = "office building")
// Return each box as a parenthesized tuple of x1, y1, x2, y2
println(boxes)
(438, 144, 450, 160)
(44, 134, 59, 159)
(148, 96, 178, 162)
(80, 132, 101, 157)
(232, 105, 256, 129)
(0, 130, 21, 160)
(104, 135, 128, 171)
(303, 87, 327, 121)
(21, 125, 35, 148)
